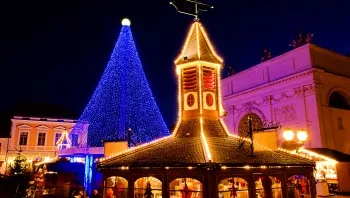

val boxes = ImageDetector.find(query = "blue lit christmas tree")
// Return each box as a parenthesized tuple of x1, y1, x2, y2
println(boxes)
(74, 18, 169, 147)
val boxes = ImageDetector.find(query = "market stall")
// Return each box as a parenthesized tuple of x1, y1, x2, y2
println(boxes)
(298, 148, 350, 194)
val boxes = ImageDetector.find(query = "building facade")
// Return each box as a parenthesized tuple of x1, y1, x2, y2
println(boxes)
(0, 116, 88, 174)
(222, 44, 350, 154)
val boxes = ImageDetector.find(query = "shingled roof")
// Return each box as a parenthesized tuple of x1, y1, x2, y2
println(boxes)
(174, 22, 223, 66)
(99, 119, 314, 168)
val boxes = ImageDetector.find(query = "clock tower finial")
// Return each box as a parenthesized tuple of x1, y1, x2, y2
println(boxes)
(170, 0, 214, 21)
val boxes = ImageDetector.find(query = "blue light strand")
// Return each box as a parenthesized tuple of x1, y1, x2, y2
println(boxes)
(74, 25, 169, 147)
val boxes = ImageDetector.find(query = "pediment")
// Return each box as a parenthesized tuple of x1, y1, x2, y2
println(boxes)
(17, 124, 32, 129)
(54, 126, 66, 131)
(36, 125, 50, 131)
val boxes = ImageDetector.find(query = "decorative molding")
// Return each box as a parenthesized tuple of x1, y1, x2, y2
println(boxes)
(272, 91, 298, 103)
(17, 124, 31, 130)
(275, 105, 297, 122)
(53, 126, 66, 131)
(234, 106, 267, 132)
(223, 69, 315, 100)
(224, 105, 234, 113)
(304, 83, 323, 95)
(36, 125, 50, 131)
(294, 87, 304, 97)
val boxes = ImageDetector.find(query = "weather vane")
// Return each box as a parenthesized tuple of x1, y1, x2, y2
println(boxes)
(170, 0, 214, 21)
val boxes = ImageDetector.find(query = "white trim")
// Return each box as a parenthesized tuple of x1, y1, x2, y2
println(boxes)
(18, 124, 31, 130)
(36, 131, 48, 146)
(54, 126, 67, 131)
(13, 116, 77, 123)
(11, 119, 76, 128)
(36, 125, 50, 130)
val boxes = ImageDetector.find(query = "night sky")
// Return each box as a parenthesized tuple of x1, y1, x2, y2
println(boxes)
(1, 0, 350, 134)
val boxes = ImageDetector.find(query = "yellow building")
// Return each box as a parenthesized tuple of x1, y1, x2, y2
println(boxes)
(0, 116, 88, 174)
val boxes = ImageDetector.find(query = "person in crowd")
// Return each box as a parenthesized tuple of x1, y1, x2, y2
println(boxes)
(90, 190, 100, 198)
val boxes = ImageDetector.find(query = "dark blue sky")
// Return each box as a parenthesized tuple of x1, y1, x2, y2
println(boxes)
(1, 0, 350, 129)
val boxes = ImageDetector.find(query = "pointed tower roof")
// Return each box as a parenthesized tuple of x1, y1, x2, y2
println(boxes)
(175, 22, 223, 66)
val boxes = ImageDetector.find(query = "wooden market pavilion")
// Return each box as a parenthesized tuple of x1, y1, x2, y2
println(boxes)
(98, 21, 316, 198)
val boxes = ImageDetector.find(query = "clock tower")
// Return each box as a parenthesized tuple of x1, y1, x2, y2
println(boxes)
(175, 21, 224, 121)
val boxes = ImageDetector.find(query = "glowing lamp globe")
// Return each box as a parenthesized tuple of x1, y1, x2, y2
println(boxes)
(297, 129, 308, 142)
(283, 128, 294, 141)
(121, 18, 131, 26)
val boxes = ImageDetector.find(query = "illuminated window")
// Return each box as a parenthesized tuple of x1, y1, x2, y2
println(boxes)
(134, 177, 162, 198)
(37, 132, 46, 146)
(255, 176, 282, 198)
(203, 66, 216, 90)
(104, 176, 128, 198)
(218, 177, 249, 198)
(187, 94, 195, 107)
(183, 67, 197, 90)
(19, 132, 28, 145)
(169, 178, 202, 198)
(55, 133, 61, 145)
(287, 175, 311, 198)
(206, 94, 214, 106)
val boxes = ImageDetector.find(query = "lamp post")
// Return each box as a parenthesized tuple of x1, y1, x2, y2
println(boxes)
(281, 127, 308, 150)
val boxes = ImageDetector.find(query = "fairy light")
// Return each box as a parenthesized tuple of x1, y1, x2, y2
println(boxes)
(198, 64, 203, 114)
(35, 157, 58, 166)
(216, 65, 225, 116)
(198, 23, 223, 63)
(175, 21, 223, 65)
(175, 23, 196, 64)
(196, 23, 201, 59)
(277, 148, 314, 160)
(99, 135, 173, 162)
(219, 118, 277, 152)
(73, 21, 169, 147)
(177, 61, 221, 68)
(299, 148, 338, 163)
(56, 130, 72, 149)
(200, 117, 212, 162)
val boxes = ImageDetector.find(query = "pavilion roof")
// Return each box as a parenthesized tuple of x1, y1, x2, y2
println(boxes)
(98, 119, 314, 168)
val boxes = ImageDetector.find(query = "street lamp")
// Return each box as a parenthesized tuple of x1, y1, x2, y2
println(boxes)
(281, 127, 308, 150)
(282, 127, 294, 141)
(296, 129, 308, 142)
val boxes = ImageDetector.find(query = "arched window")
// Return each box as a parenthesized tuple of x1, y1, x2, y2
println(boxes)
(134, 177, 162, 198)
(287, 175, 311, 198)
(255, 176, 282, 198)
(329, 91, 350, 110)
(218, 177, 249, 198)
(169, 178, 202, 198)
(104, 176, 128, 198)
(238, 113, 264, 137)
